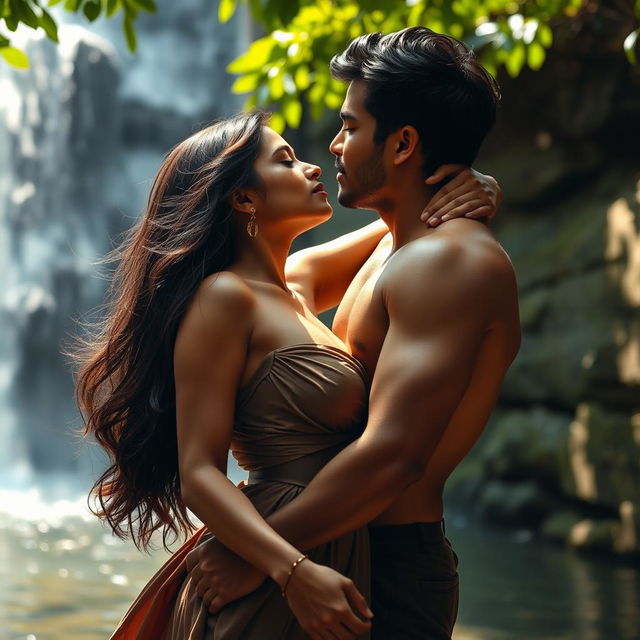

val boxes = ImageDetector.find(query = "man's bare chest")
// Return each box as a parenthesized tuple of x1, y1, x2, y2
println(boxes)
(332, 237, 392, 376)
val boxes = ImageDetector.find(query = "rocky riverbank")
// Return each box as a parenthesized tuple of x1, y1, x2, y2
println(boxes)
(448, 13, 640, 556)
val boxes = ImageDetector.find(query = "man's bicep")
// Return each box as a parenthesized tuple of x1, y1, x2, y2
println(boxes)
(364, 302, 486, 464)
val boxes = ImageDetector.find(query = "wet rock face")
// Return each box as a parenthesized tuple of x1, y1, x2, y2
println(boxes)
(0, 2, 246, 487)
(450, 41, 640, 555)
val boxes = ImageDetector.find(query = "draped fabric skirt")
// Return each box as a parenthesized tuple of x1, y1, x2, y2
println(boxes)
(110, 452, 370, 640)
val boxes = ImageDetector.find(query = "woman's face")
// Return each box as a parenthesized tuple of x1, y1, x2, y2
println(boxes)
(250, 127, 332, 232)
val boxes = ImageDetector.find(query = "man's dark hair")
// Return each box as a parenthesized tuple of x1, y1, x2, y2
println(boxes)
(330, 27, 501, 176)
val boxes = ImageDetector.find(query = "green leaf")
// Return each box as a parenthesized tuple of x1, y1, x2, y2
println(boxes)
(127, 0, 156, 13)
(527, 41, 546, 70)
(537, 22, 553, 47)
(282, 97, 302, 128)
(270, 111, 286, 134)
(231, 72, 261, 93)
(47, 0, 65, 6)
(307, 77, 326, 106)
(12, 0, 40, 29)
(83, 0, 101, 22)
(624, 29, 638, 64)
(271, 0, 299, 26)
(228, 37, 276, 73)
(123, 15, 136, 52)
(324, 90, 343, 109)
(0, 35, 10, 47)
(294, 64, 310, 90)
(268, 68, 285, 100)
(39, 6, 59, 41)
(106, 0, 119, 17)
(1, 45, 29, 67)
(218, 0, 236, 23)
(505, 41, 526, 77)
(5, 14, 18, 30)
(63, 0, 80, 10)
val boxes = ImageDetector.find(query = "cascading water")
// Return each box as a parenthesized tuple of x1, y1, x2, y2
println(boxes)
(0, 1, 248, 503)
(0, 14, 253, 635)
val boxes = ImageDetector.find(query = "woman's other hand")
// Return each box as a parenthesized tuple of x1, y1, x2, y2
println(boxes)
(186, 537, 267, 614)
(421, 165, 502, 227)
(284, 560, 373, 639)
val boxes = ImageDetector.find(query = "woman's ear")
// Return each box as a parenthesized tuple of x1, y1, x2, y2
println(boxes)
(392, 126, 420, 166)
(231, 190, 255, 213)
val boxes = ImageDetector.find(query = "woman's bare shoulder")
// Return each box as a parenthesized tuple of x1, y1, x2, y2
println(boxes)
(195, 271, 257, 312)
(176, 271, 256, 356)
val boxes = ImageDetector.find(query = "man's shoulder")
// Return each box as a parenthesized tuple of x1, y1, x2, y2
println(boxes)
(391, 223, 511, 280)
(381, 223, 516, 313)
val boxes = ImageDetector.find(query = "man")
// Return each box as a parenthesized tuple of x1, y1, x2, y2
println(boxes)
(189, 27, 520, 639)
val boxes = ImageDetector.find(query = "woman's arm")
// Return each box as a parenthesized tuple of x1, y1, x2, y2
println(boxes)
(286, 219, 388, 314)
(175, 272, 300, 581)
(174, 272, 371, 637)
(286, 166, 501, 313)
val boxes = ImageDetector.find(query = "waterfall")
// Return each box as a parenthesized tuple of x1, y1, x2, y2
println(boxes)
(0, 1, 248, 498)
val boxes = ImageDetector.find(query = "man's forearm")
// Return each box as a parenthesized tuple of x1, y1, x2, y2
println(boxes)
(265, 438, 421, 551)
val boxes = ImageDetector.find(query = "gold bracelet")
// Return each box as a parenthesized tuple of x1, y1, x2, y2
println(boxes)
(281, 554, 308, 598)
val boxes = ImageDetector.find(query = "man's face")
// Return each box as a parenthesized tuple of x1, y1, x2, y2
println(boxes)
(329, 81, 387, 209)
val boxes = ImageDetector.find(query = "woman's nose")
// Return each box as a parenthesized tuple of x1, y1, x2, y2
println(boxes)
(305, 164, 322, 180)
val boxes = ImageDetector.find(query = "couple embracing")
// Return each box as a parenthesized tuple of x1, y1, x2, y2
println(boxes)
(77, 26, 520, 640)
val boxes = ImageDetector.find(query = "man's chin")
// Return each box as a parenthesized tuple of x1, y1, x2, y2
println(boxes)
(337, 189, 359, 209)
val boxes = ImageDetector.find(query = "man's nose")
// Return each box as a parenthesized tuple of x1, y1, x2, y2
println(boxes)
(329, 132, 343, 155)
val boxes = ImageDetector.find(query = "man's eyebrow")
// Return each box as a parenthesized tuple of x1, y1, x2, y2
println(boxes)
(340, 111, 357, 121)
(271, 144, 294, 157)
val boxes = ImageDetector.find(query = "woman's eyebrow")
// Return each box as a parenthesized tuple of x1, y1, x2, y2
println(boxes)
(340, 111, 357, 122)
(271, 144, 295, 157)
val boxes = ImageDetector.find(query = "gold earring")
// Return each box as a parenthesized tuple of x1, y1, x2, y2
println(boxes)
(246, 207, 258, 238)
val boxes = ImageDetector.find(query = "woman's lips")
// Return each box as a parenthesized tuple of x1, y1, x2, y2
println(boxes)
(311, 182, 326, 194)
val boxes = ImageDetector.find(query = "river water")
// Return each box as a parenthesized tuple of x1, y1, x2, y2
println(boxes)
(1, 491, 637, 640)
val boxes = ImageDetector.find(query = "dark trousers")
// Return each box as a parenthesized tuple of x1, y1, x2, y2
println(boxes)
(369, 521, 459, 640)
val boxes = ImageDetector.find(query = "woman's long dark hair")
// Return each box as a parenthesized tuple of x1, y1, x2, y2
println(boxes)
(74, 111, 268, 550)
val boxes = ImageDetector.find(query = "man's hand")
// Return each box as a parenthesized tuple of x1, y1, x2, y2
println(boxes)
(420, 165, 502, 226)
(283, 560, 373, 640)
(185, 536, 267, 614)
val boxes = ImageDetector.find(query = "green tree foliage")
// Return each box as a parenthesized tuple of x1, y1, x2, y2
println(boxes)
(0, 0, 157, 68)
(2, 0, 638, 126)
(221, 0, 640, 132)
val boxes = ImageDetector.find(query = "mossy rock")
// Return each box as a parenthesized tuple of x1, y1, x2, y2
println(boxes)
(476, 479, 558, 527)
(541, 510, 638, 555)
(559, 403, 640, 509)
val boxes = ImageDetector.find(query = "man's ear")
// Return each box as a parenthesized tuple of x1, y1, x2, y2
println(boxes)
(392, 126, 420, 166)
(231, 190, 255, 213)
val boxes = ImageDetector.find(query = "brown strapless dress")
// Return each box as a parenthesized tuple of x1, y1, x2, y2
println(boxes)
(109, 343, 371, 640)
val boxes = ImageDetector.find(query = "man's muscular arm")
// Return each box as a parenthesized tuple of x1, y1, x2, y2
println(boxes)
(267, 235, 506, 550)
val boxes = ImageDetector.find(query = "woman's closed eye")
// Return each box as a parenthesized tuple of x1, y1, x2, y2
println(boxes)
(280, 160, 294, 166)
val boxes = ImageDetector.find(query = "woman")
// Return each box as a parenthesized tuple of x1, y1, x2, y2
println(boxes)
(75, 111, 499, 640)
